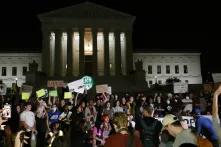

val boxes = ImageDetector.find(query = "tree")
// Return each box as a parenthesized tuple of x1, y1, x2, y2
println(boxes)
(166, 77, 181, 85)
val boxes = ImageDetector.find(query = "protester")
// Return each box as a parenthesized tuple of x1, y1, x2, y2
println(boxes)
(104, 112, 142, 147)
(162, 114, 197, 147)
(137, 106, 162, 147)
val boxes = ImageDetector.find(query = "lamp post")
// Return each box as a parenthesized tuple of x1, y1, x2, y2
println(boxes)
(154, 76, 157, 84)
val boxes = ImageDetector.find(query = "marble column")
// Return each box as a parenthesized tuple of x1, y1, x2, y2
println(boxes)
(42, 29, 50, 76)
(92, 29, 97, 76)
(115, 31, 121, 76)
(79, 28, 85, 76)
(67, 30, 73, 76)
(126, 31, 133, 75)
(54, 30, 62, 76)
(104, 30, 110, 76)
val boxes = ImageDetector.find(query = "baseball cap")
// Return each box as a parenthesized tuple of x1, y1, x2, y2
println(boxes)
(162, 114, 179, 131)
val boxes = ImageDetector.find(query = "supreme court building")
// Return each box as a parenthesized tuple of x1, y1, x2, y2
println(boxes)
(38, 2, 135, 78)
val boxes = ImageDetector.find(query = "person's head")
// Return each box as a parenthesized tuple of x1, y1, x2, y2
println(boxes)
(51, 104, 57, 113)
(105, 101, 111, 109)
(89, 99, 94, 106)
(141, 96, 146, 102)
(143, 106, 154, 117)
(102, 114, 110, 123)
(162, 114, 183, 137)
(115, 100, 120, 107)
(121, 97, 126, 104)
(24, 102, 32, 111)
(112, 112, 128, 132)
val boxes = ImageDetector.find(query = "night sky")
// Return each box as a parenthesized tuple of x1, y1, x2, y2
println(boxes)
(0, 0, 220, 74)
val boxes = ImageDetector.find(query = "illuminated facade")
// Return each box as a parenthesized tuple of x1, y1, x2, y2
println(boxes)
(38, 2, 134, 77)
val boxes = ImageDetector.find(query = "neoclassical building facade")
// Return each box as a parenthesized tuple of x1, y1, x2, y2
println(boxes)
(38, 2, 135, 77)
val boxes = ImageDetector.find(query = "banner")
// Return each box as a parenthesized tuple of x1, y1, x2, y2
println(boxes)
(68, 79, 85, 94)
(64, 92, 73, 99)
(49, 90, 58, 97)
(22, 92, 31, 101)
(47, 80, 65, 87)
(96, 84, 109, 93)
(174, 83, 188, 93)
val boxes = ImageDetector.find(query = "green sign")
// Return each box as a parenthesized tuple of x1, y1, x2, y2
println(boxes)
(82, 76, 93, 90)
(49, 90, 58, 97)
(22, 92, 30, 101)
(64, 92, 73, 99)
(36, 89, 46, 98)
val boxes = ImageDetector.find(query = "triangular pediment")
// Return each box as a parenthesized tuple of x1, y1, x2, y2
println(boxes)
(39, 2, 134, 20)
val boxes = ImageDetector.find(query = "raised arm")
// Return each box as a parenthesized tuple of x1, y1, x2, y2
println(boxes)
(212, 85, 221, 119)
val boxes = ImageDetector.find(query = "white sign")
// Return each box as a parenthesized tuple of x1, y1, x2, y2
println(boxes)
(156, 115, 212, 128)
(174, 83, 188, 93)
(96, 84, 109, 93)
(68, 79, 85, 94)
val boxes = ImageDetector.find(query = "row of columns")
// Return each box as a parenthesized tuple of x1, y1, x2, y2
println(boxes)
(42, 28, 133, 77)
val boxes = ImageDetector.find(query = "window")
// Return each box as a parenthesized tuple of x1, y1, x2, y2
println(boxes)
(185, 80, 189, 83)
(184, 65, 188, 74)
(149, 80, 153, 85)
(148, 65, 152, 74)
(166, 65, 170, 74)
(175, 65, 179, 74)
(2, 67, 6, 76)
(23, 67, 27, 75)
(157, 65, 161, 74)
(12, 67, 17, 76)
(158, 80, 162, 85)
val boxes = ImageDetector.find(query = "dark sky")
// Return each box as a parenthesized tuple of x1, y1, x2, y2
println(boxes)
(0, 0, 220, 73)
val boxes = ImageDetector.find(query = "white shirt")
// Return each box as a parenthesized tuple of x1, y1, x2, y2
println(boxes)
(20, 110, 35, 129)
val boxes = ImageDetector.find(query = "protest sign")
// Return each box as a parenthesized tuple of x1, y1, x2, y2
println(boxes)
(96, 84, 109, 93)
(82, 76, 93, 90)
(36, 89, 47, 98)
(22, 92, 31, 101)
(49, 90, 58, 97)
(64, 92, 73, 99)
(47, 80, 64, 87)
(174, 83, 188, 93)
(68, 79, 85, 94)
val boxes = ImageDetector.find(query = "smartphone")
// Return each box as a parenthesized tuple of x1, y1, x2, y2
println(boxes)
(2, 103, 11, 118)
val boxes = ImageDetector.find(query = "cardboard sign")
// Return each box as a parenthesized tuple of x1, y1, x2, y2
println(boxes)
(174, 83, 188, 93)
(96, 84, 109, 93)
(49, 90, 58, 97)
(22, 92, 31, 101)
(68, 79, 85, 94)
(36, 89, 46, 98)
(21, 84, 33, 93)
(64, 92, 73, 99)
(47, 80, 65, 87)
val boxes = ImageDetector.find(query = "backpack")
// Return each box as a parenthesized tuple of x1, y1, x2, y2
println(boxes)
(197, 136, 213, 147)
(140, 118, 158, 143)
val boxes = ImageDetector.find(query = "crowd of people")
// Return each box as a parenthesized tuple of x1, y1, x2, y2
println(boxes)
(0, 84, 221, 147)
